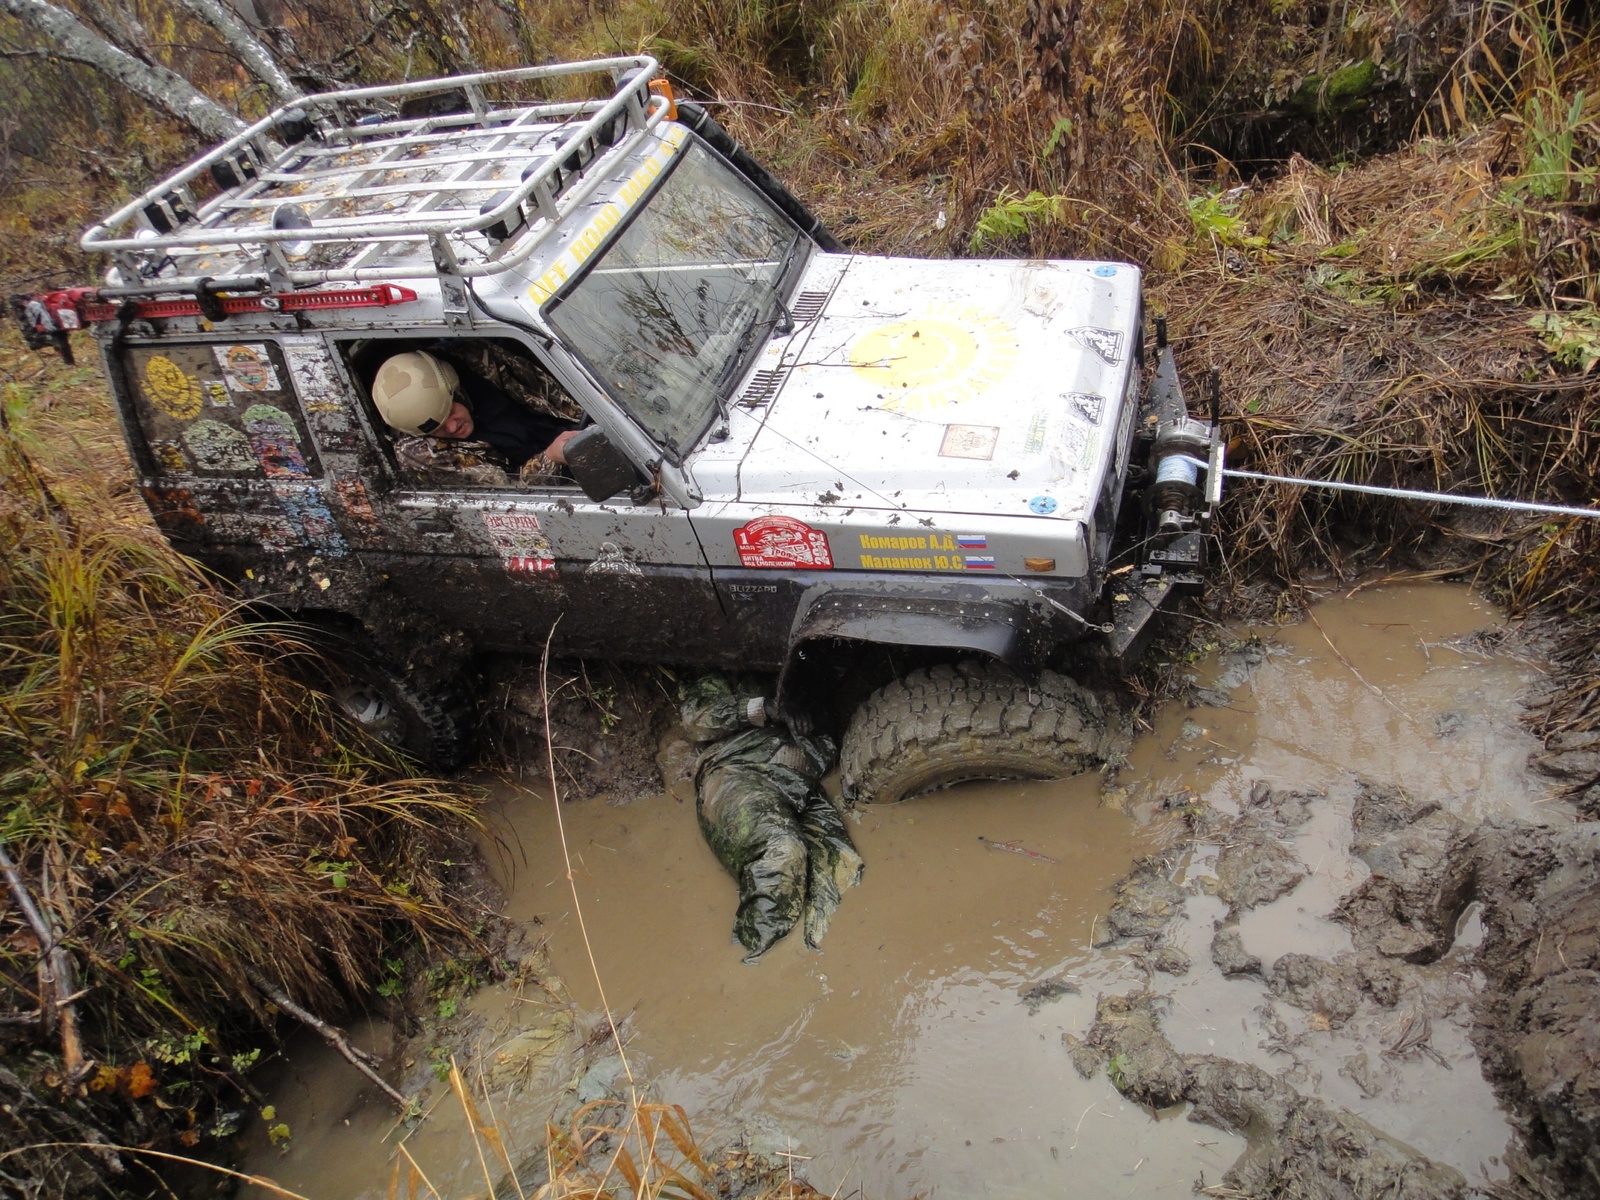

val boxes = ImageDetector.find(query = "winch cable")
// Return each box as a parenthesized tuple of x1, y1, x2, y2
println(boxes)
(1221, 468, 1600, 522)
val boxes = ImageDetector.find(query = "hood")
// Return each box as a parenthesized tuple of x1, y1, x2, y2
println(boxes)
(709, 253, 1143, 523)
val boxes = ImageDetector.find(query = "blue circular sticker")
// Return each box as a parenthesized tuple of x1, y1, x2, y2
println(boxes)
(1093, 264, 1117, 277)
(1028, 495, 1058, 515)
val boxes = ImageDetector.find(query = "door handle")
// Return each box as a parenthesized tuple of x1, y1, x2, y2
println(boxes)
(409, 517, 453, 535)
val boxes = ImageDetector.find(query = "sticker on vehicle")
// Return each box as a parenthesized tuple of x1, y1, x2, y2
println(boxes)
(1078, 429, 1101, 469)
(734, 516, 833, 569)
(1069, 327, 1124, 365)
(1067, 392, 1105, 424)
(244, 405, 311, 478)
(150, 439, 189, 473)
(1023, 411, 1048, 454)
(272, 482, 348, 556)
(182, 419, 255, 473)
(214, 344, 282, 392)
(482, 511, 555, 575)
(203, 380, 232, 408)
(143, 355, 203, 420)
(938, 424, 999, 460)
(850, 303, 1019, 414)
(856, 531, 974, 572)
(333, 478, 380, 535)
(586, 542, 644, 577)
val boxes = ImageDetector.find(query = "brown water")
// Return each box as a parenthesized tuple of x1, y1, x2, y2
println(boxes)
(241, 583, 1560, 1199)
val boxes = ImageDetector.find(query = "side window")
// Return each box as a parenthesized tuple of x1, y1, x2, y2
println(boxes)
(338, 336, 584, 491)
(124, 341, 318, 480)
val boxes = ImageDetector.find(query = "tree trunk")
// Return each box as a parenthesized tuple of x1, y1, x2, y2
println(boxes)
(0, 0, 246, 144)
(174, 0, 304, 106)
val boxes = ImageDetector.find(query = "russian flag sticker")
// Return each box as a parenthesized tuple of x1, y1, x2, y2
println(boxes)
(957, 534, 988, 549)
(964, 556, 996, 570)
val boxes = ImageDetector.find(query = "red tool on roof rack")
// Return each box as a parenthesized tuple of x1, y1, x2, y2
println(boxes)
(10, 284, 419, 363)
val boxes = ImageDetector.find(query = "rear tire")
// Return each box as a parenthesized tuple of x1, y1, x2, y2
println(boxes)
(839, 661, 1107, 804)
(317, 633, 474, 771)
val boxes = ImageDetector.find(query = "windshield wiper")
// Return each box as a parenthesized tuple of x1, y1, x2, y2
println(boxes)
(707, 235, 807, 426)
(764, 232, 804, 336)
(711, 304, 764, 416)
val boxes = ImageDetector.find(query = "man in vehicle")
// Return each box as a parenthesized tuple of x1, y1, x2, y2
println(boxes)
(371, 349, 580, 481)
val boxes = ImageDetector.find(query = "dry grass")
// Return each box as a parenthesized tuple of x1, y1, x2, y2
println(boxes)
(0, 347, 486, 1187)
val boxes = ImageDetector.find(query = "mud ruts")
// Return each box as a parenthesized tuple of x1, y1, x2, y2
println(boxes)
(680, 675, 864, 960)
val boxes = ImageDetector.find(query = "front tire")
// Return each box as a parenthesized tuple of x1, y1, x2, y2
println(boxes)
(839, 661, 1108, 804)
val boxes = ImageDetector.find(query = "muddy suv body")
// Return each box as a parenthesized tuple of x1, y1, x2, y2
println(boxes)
(21, 58, 1222, 797)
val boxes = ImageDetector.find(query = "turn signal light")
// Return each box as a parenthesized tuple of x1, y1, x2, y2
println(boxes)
(650, 78, 678, 120)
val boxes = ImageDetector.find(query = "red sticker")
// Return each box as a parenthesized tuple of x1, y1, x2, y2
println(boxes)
(733, 515, 833, 570)
(483, 512, 555, 574)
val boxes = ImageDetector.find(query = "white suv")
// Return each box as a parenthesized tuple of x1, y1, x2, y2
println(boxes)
(16, 57, 1222, 799)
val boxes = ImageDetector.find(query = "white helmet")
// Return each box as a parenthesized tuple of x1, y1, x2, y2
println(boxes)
(371, 351, 459, 434)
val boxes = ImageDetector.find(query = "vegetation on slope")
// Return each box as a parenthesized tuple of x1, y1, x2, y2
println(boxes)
(0, 361, 484, 1192)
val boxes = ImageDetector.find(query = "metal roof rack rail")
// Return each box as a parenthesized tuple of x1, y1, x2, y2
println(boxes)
(81, 56, 667, 299)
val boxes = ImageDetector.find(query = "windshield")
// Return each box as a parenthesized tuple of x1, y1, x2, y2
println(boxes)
(545, 140, 802, 456)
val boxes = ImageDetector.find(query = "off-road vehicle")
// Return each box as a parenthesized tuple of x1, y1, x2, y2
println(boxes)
(14, 57, 1223, 801)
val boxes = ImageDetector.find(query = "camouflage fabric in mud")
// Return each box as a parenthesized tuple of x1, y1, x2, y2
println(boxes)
(392, 436, 511, 487)
(680, 675, 864, 961)
(391, 437, 569, 488)
(439, 341, 585, 423)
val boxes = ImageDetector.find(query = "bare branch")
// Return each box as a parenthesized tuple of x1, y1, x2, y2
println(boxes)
(172, 0, 303, 105)
(0, 841, 88, 1082)
(75, 0, 153, 64)
(0, 0, 245, 143)
(243, 966, 411, 1111)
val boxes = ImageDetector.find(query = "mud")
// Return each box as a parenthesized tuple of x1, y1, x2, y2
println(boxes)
(1531, 729, 1600, 817)
(1077, 993, 1471, 1199)
(238, 583, 1582, 1200)
(1468, 820, 1600, 1197)
(489, 658, 674, 799)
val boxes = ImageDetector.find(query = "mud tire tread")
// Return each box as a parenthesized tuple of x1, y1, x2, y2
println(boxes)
(327, 635, 475, 771)
(840, 661, 1107, 804)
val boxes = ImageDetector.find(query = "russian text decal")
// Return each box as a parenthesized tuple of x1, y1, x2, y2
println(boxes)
(734, 516, 833, 569)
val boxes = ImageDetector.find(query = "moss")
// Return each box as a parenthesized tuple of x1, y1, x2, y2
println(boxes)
(1291, 59, 1381, 116)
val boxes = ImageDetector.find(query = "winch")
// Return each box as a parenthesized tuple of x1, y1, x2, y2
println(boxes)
(1105, 316, 1225, 669)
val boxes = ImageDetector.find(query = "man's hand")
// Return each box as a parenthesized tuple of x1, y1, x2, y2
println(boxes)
(782, 707, 815, 737)
(543, 429, 579, 465)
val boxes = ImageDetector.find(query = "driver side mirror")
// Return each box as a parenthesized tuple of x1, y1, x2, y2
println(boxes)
(565, 426, 642, 502)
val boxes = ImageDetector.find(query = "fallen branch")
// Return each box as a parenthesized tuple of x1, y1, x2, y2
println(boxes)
(243, 966, 409, 1111)
(0, 842, 88, 1081)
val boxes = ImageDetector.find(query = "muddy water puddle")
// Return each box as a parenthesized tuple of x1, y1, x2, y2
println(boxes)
(242, 584, 1561, 1198)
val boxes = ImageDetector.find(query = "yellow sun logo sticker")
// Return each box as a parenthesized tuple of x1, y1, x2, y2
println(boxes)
(142, 355, 203, 420)
(849, 304, 1020, 413)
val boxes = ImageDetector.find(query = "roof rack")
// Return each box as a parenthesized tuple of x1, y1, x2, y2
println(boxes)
(81, 56, 669, 302)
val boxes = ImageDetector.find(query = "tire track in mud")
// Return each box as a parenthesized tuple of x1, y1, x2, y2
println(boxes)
(1077, 772, 1596, 1200)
